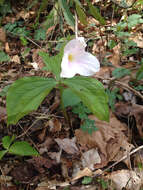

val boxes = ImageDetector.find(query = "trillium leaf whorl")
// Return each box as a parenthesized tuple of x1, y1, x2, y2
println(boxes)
(60, 37, 100, 78)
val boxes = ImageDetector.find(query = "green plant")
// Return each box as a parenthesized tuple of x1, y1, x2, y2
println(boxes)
(4, 21, 30, 45)
(82, 176, 93, 184)
(0, 51, 10, 62)
(72, 102, 98, 134)
(34, 28, 47, 41)
(106, 88, 122, 111)
(112, 68, 131, 79)
(136, 63, 143, 80)
(0, 135, 39, 160)
(0, 85, 11, 97)
(6, 37, 109, 135)
(112, 13, 143, 57)
(98, 178, 108, 189)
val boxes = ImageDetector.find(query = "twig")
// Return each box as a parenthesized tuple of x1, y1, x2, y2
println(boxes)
(25, 36, 42, 49)
(115, 80, 143, 100)
(75, 12, 78, 38)
(96, 76, 143, 100)
(93, 145, 143, 177)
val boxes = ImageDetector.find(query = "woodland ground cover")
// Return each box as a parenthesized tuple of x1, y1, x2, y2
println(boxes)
(0, 0, 143, 189)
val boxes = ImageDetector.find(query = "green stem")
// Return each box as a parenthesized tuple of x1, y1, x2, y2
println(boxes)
(59, 83, 71, 128)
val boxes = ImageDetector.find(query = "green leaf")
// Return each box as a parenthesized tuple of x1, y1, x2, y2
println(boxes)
(34, 28, 46, 41)
(0, 51, 10, 63)
(108, 40, 117, 49)
(112, 68, 131, 79)
(20, 36, 28, 46)
(2, 135, 15, 149)
(62, 88, 81, 107)
(62, 76, 109, 122)
(0, 150, 8, 160)
(7, 77, 57, 125)
(82, 176, 93, 184)
(136, 63, 143, 80)
(76, 3, 87, 25)
(39, 48, 64, 80)
(73, 0, 83, 8)
(127, 14, 143, 29)
(0, 85, 11, 97)
(42, 5, 58, 30)
(87, 1, 106, 25)
(9, 141, 39, 156)
(81, 119, 97, 134)
(58, 0, 75, 27)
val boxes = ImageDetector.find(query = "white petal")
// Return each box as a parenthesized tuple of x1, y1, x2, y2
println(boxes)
(60, 53, 77, 78)
(73, 52, 100, 76)
(64, 37, 86, 54)
(60, 52, 100, 78)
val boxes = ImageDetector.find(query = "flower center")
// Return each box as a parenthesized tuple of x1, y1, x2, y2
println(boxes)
(68, 54, 74, 62)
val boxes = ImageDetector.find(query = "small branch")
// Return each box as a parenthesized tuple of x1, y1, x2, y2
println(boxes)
(75, 12, 78, 39)
(96, 76, 143, 100)
(93, 145, 143, 177)
(115, 80, 143, 100)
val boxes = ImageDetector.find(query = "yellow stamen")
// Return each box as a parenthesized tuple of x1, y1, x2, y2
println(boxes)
(68, 54, 74, 62)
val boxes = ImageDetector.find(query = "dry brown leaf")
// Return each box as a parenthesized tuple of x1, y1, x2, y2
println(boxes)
(115, 103, 143, 138)
(130, 32, 143, 48)
(5, 42, 10, 53)
(95, 66, 112, 79)
(55, 137, 79, 155)
(11, 55, 20, 64)
(75, 113, 134, 168)
(106, 169, 143, 190)
(35, 180, 70, 190)
(108, 44, 121, 66)
(131, 104, 143, 137)
(48, 150, 62, 163)
(81, 149, 101, 170)
(72, 167, 92, 181)
(32, 49, 44, 69)
(38, 137, 54, 154)
(48, 118, 62, 133)
(0, 106, 7, 121)
(0, 28, 6, 43)
(28, 156, 56, 174)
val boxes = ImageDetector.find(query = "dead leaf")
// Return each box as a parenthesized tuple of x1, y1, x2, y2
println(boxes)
(10, 163, 37, 183)
(95, 66, 112, 79)
(35, 180, 70, 190)
(131, 104, 143, 137)
(48, 150, 62, 163)
(0, 28, 6, 43)
(38, 137, 54, 154)
(5, 42, 10, 53)
(32, 49, 44, 69)
(11, 55, 20, 64)
(48, 118, 62, 133)
(115, 103, 143, 138)
(81, 149, 101, 170)
(108, 43, 121, 66)
(0, 106, 7, 121)
(55, 137, 79, 155)
(72, 167, 92, 181)
(106, 169, 143, 190)
(75, 113, 134, 168)
(28, 156, 56, 174)
(130, 32, 143, 48)
(30, 62, 39, 70)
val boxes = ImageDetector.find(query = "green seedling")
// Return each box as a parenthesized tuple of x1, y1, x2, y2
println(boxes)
(0, 135, 39, 160)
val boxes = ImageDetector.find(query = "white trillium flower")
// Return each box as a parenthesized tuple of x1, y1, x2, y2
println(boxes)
(60, 37, 100, 78)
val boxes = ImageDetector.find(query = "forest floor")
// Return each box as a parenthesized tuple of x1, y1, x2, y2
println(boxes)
(0, 0, 143, 190)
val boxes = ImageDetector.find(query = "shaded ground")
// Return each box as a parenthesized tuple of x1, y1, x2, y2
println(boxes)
(0, 0, 143, 190)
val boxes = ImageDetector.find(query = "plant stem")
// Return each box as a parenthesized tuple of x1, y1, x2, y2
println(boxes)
(59, 83, 71, 128)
